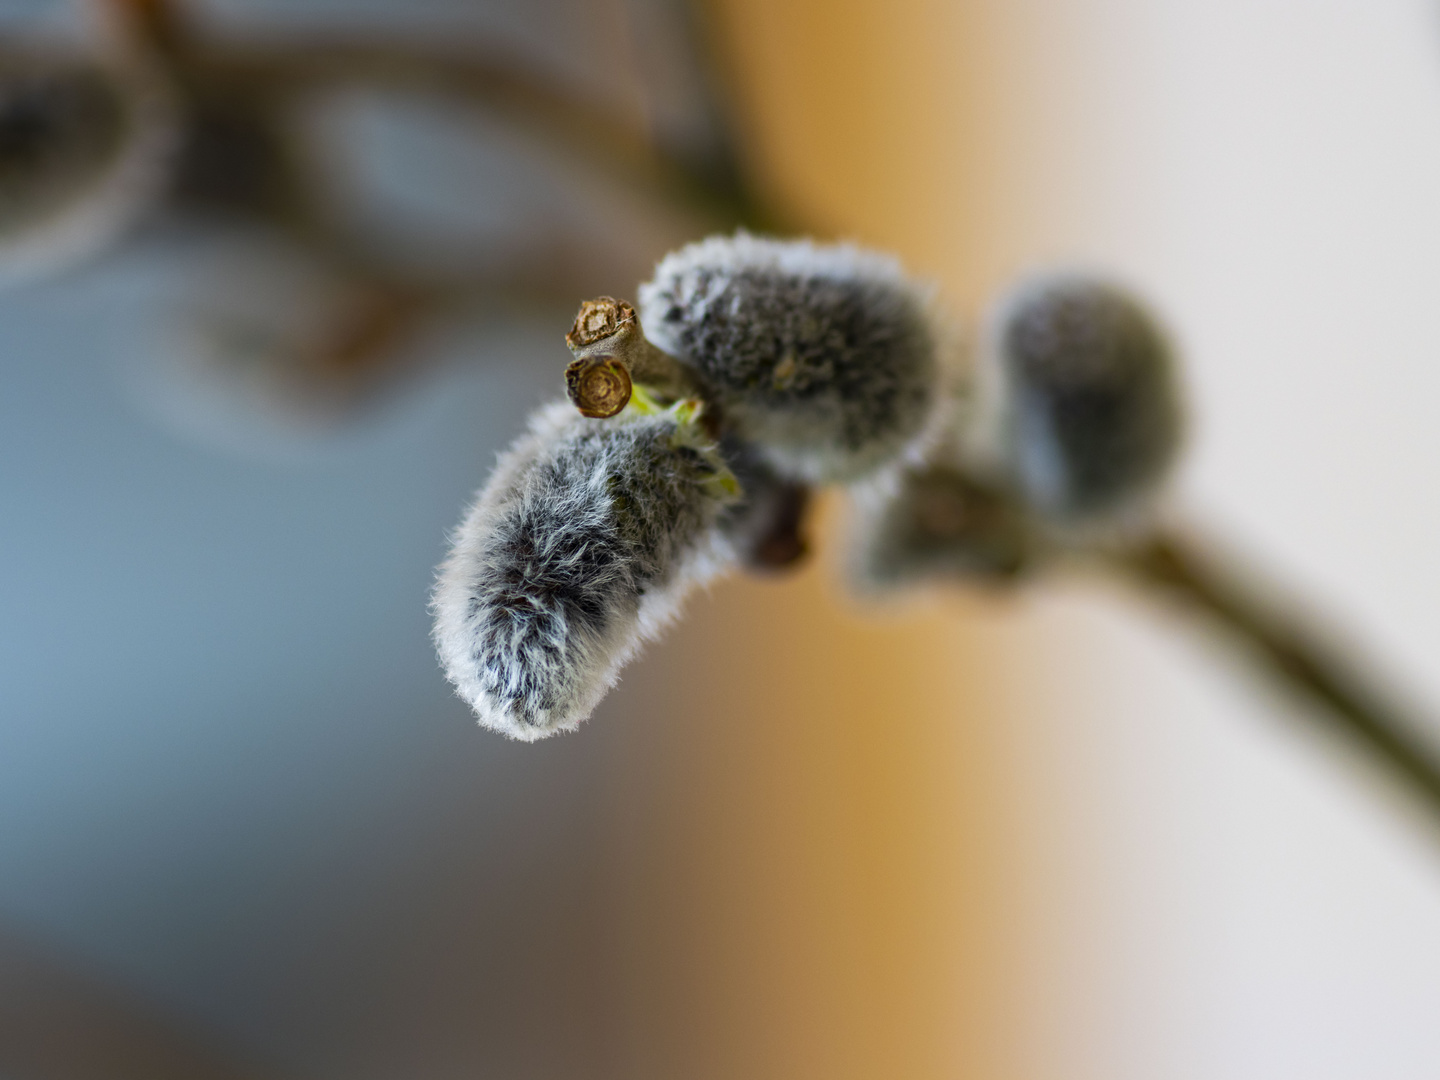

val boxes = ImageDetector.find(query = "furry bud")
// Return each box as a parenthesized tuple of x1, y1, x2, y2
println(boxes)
(978, 274, 1183, 523)
(849, 458, 1029, 590)
(432, 401, 737, 740)
(0, 49, 176, 283)
(637, 233, 942, 483)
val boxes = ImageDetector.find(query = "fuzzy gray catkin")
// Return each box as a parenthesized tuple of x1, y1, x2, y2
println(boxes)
(637, 233, 942, 484)
(432, 402, 737, 740)
(978, 274, 1183, 523)
(849, 459, 1030, 590)
(0, 50, 176, 283)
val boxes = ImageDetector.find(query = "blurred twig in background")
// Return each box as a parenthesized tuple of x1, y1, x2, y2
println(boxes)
(1119, 530, 1440, 818)
(1, 0, 784, 410)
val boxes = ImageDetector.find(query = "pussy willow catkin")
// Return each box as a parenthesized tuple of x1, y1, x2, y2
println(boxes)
(977, 273, 1183, 523)
(432, 401, 736, 740)
(638, 233, 944, 484)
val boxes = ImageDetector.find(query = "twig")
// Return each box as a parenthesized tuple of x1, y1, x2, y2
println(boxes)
(98, 0, 782, 233)
(1116, 529, 1440, 818)
(215, 43, 763, 220)
(563, 296, 693, 416)
(89, 0, 790, 396)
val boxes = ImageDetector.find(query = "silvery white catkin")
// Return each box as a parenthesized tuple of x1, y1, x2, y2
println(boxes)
(0, 50, 176, 283)
(432, 402, 737, 740)
(637, 232, 942, 484)
(979, 274, 1183, 523)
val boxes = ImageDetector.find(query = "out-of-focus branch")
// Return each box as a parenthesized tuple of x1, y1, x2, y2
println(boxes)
(97, 0, 784, 234)
(84, 0, 791, 401)
(1115, 529, 1440, 818)
(209, 42, 779, 229)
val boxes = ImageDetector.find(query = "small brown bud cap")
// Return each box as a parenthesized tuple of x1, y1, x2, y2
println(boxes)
(565, 355, 632, 418)
(566, 297, 637, 350)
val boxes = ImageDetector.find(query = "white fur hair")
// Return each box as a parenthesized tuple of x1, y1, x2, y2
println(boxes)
(432, 402, 735, 740)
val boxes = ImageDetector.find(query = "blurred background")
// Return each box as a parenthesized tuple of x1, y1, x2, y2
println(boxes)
(4, 0, 1440, 1077)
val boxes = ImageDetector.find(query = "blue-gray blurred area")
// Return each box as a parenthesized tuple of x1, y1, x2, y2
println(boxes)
(0, 0, 724, 1076)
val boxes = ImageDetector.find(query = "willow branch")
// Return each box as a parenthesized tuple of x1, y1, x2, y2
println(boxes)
(1113, 528, 1440, 818)
(102, 1, 784, 235)
(99, 2, 789, 302)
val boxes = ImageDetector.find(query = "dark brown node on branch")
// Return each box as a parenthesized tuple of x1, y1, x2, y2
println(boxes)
(565, 355, 632, 418)
(747, 481, 812, 570)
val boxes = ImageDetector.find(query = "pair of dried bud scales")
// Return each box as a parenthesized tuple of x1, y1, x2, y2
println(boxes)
(432, 233, 1183, 740)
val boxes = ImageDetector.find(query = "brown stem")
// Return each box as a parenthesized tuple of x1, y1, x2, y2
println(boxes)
(92, 2, 788, 259)
(174, 40, 785, 235)
(92, 4, 794, 407)
(563, 297, 690, 417)
(1116, 529, 1440, 819)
